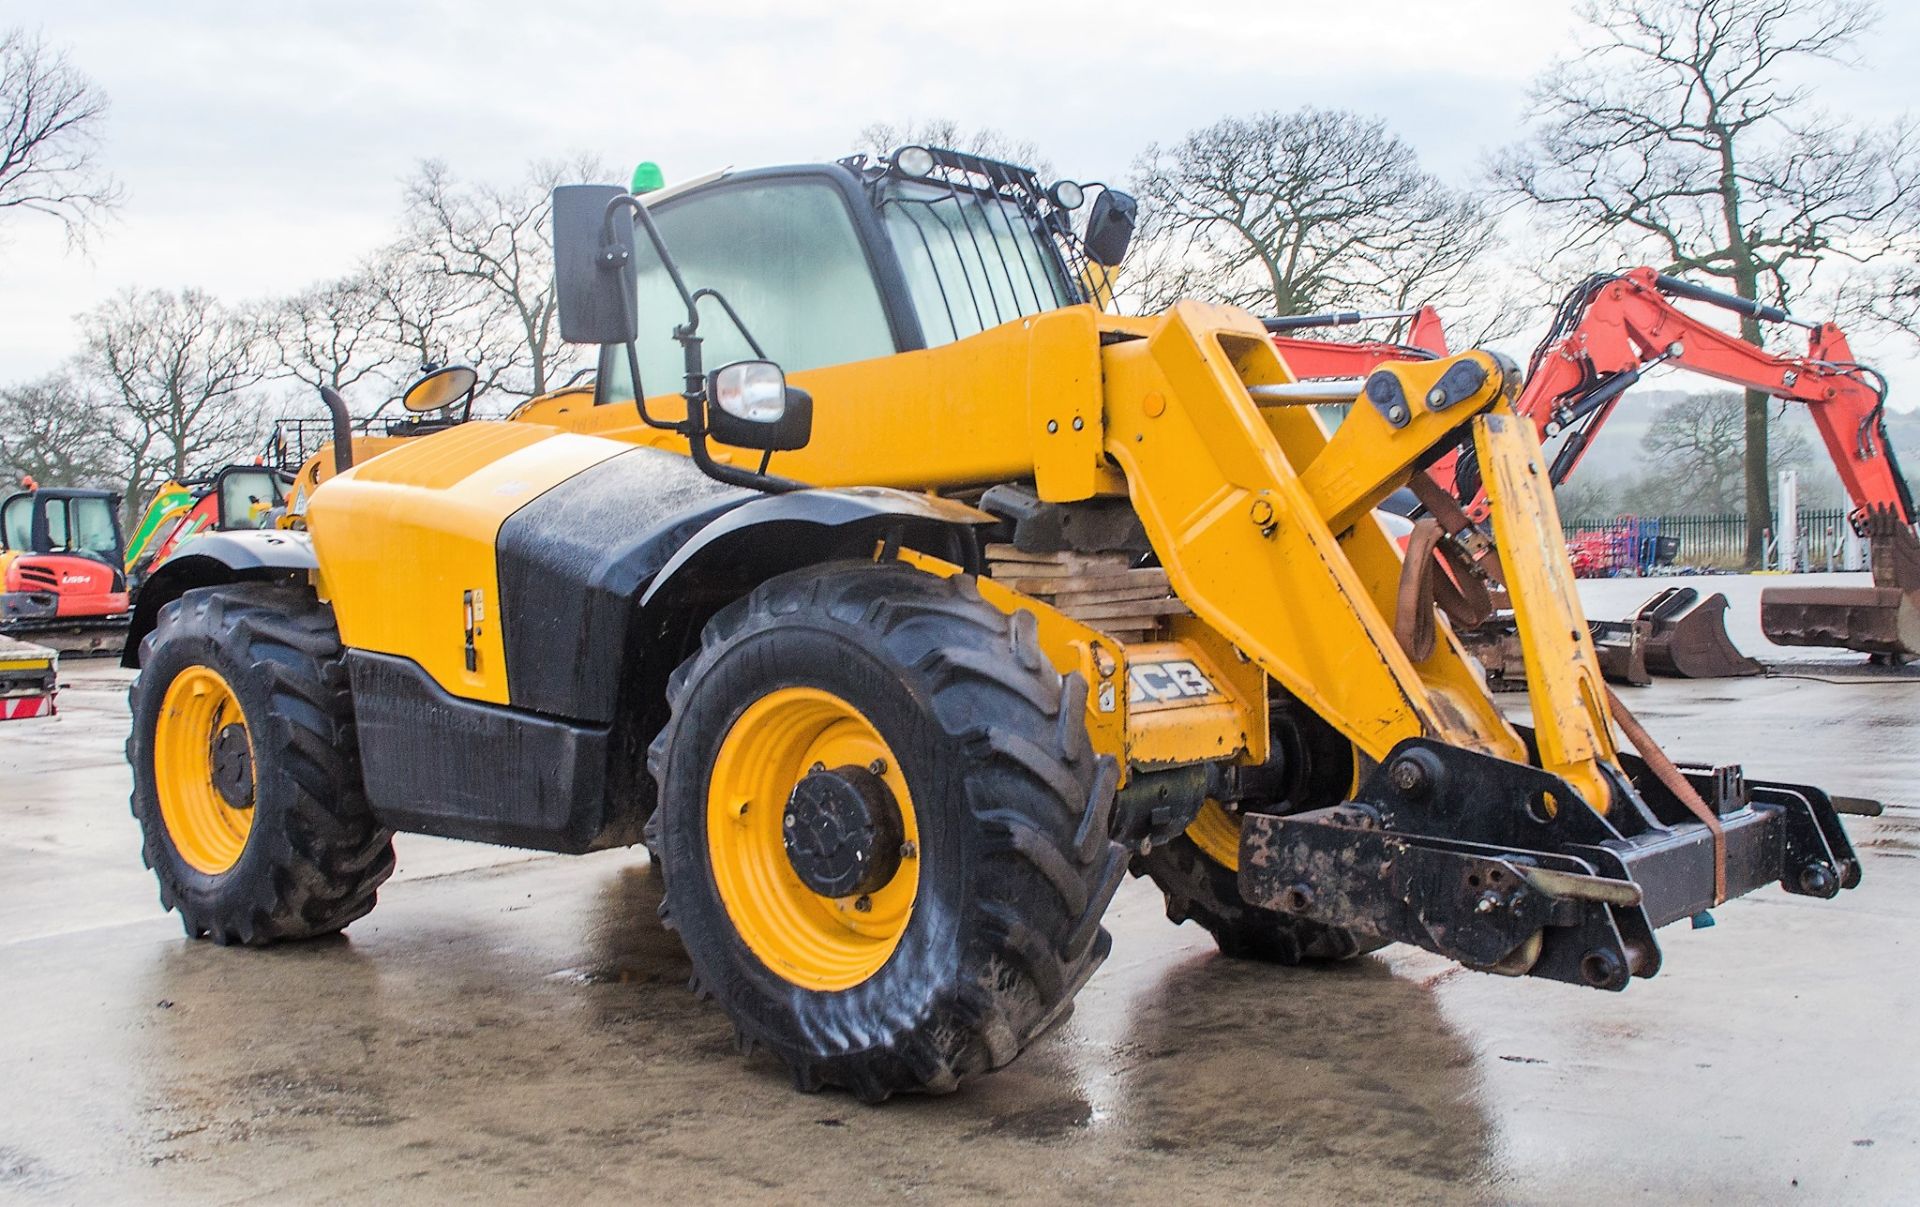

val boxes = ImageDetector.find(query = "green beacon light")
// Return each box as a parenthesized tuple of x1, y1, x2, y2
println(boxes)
(631, 161, 666, 195)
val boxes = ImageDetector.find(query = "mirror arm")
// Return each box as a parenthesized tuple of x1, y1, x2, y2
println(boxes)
(603, 194, 700, 329)
(601, 192, 709, 436)
(596, 194, 799, 495)
(620, 326, 682, 434)
(689, 288, 768, 359)
(685, 427, 805, 494)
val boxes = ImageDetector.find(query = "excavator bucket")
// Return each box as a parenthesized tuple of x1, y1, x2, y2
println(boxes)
(1463, 586, 1757, 688)
(1589, 618, 1653, 686)
(1762, 507, 1920, 663)
(1633, 587, 1764, 679)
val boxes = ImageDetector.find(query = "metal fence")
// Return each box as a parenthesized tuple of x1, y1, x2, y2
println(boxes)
(1562, 509, 1857, 572)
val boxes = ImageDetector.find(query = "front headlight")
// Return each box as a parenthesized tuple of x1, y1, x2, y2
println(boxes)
(711, 360, 788, 423)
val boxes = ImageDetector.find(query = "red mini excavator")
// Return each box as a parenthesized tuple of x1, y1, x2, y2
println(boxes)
(1265, 269, 1920, 668)
(0, 479, 131, 655)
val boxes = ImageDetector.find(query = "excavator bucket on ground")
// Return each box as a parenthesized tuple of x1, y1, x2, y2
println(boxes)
(1762, 507, 1920, 663)
(1587, 617, 1652, 686)
(1631, 587, 1765, 679)
(1463, 586, 1759, 689)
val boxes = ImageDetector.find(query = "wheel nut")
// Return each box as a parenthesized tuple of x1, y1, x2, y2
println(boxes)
(854, 895, 872, 913)
(868, 759, 888, 776)
(899, 841, 918, 860)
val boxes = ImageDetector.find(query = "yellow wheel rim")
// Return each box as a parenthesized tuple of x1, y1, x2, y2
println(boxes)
(1186, 800, 1244, 870)
(153, 665, 255, 875)
(1184, 745, 1366, 872)
(706, 687, 920, 992)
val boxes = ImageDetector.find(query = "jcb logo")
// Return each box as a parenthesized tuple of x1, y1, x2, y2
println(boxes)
(1128, 659, 1216, 705)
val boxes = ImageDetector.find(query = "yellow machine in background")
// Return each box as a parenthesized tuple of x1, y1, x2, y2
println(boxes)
(124, 147, 1866, 1101)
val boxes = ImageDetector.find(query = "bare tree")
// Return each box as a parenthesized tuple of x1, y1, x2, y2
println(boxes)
(367, 242, 526, 411)
(0, 371, 117, 487)
(401, 157, 604, 402)
(854, 119, 1053, 177)
(1555, 475, 1623, 522)
(0, 28, 120, 243)
(268, 270, 402, 401)
(1123, 109, 1500, 325)
(79, 288, 271, 528)
(1631, 391, 1810, 514)
(1492, 0, 1920, 564)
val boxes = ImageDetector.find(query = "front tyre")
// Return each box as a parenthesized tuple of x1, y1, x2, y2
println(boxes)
(648, 561, 1124, 1101)
(127, 584, 394, 944)
(1134, 699, 1383, 964)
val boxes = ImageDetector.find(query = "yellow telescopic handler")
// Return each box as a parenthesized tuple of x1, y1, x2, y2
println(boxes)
(124, 147, 1870, 1100)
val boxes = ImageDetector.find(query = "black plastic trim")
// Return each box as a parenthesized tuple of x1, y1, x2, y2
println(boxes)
(121, 531, 319, 667)
(347, 651, 635, 853)
(639, 487, 997, 610)
(495, 447, 751, 722)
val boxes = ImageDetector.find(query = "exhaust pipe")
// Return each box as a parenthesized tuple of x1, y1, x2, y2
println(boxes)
(319, 387, 355, 474)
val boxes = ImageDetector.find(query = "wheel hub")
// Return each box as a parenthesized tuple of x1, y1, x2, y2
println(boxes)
(782, 764, 904, 898)
(211, 722, 254, 809)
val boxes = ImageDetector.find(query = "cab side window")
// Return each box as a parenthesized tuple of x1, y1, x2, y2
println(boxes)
(0, 496, 28, 550)
(67, 496, 118, 553)
(608, 179, 895, 402)
(219, 471, 285, 530)
(45, 500, 70, 549)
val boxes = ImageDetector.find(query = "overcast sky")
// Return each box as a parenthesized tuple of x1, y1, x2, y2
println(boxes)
(5, 0, 1919, 402)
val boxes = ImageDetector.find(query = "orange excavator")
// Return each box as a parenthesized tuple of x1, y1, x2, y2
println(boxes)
(1264, 267, 1920, 670)
(0, 478, 131, 655)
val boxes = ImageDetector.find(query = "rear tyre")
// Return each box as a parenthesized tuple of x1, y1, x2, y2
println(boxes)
(1133, 698, 1383, 964)
(647, 560, 1124, 1101)
(127, 583, 394, 945)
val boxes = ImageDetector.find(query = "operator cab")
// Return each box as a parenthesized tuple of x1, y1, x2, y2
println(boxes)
(594, 147, 1136, 410)
(0, 487, 124, 564)
(210, 465, 291, 531)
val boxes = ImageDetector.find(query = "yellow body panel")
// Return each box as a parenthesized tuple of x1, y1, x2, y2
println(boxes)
(323, 302, 1618, 810)
(515, 311, 1116, 495)
(1099, 301, 1525, 766)
(894, 550, 1259, 777)
(1122, 639, 1255, 768)
(1478, 413, 1619, 812)
(305, 423, 630, 703)
(894, 547, 1128, 765)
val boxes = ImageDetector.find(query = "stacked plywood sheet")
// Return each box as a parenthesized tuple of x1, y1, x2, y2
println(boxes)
(984, 544, 1189, 643)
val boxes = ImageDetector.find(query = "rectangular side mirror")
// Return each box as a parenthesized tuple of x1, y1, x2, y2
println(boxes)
(1083, 189, 1138, 268)
(552, 184, 638, 344)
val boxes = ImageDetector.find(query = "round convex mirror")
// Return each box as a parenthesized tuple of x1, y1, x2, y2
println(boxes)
(402, 365, 478, 413)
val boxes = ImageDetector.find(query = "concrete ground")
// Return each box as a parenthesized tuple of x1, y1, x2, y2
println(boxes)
(2, 579, 1916, 1204)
